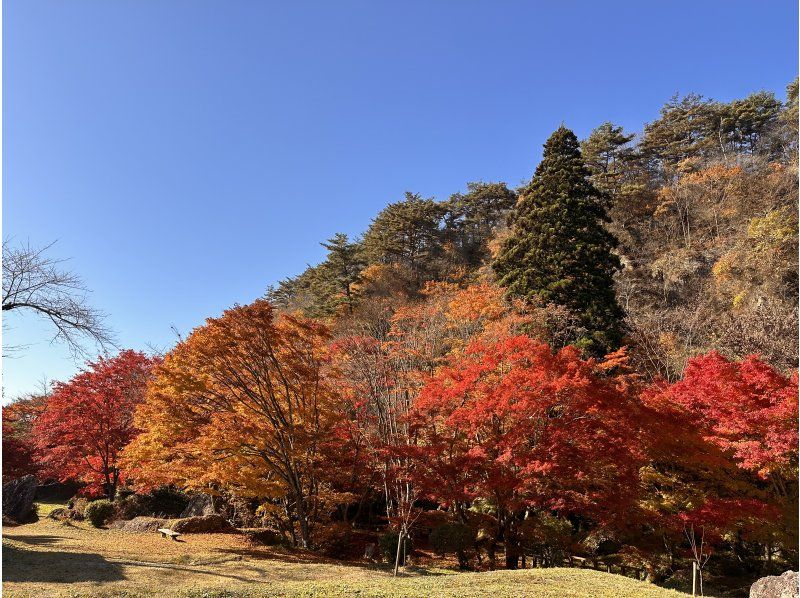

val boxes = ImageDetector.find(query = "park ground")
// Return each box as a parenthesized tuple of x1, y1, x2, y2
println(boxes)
(2, 503, 691, 598)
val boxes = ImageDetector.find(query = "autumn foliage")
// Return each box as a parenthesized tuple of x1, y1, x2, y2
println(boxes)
(6, 82, 798, 583)
(32, 350, 155, 499)
(122, 300, 342, 547)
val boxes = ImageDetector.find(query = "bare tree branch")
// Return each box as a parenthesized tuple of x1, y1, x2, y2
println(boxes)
(2, 239, 116, 358)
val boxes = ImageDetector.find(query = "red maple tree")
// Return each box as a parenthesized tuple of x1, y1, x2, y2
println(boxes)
(407, 335, 648, 567)
(33, 350, 156, 499)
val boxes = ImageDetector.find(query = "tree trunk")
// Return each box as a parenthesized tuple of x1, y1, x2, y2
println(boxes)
(393, 530, 404, 576)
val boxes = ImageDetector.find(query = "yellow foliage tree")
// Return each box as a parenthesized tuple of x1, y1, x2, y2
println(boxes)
(122, 300, 340, 547)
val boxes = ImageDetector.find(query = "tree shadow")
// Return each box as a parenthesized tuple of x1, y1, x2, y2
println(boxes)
(3, 544, 125, 583)
(6, 535, 65, 546)
(213, 546, 449, 577)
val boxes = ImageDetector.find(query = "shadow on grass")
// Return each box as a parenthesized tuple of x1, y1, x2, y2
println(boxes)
(6, 534, 66, 546)
(3, 543, 126, 583)
(213, 546, 450, 577)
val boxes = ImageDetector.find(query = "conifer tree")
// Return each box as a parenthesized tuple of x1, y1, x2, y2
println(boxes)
(362, 192, 446, 286)
(319, 233, 364, 313)
(494, 126, 625, 354)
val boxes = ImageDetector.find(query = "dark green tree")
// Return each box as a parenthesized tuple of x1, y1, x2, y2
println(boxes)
(493, 126, 625, 354)
(318, 233, 364, 313)
(581, 122, 635, 194)
(444, 182, 517, 268)
(267, 233, 365, 317)
(639, 93, 720, 170)
(362, 192, 446, 286)
(719, 91, 782, 154)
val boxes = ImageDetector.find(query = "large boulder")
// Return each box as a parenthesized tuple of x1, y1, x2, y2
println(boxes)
(171, 514, 232, 534)
(113, 516, 170, 532)
(751, 571, 799, 598)
(179, 493, 216, 518)
(3, 475, 38, 523)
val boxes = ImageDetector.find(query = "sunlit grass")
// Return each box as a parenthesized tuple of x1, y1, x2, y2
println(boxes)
(3, 518, 691, 597)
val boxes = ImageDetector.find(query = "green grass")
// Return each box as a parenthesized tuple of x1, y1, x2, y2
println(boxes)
(173, 569, 692, 597)
(3, 518, 691, 598)
(32, 501, 67, 519)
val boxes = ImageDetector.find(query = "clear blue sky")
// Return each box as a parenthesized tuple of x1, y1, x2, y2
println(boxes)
(3, 0, 797, 399)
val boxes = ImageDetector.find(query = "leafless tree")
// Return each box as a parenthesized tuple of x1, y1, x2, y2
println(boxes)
(685, 524, 711, 596)
(2, 239, 115, 357)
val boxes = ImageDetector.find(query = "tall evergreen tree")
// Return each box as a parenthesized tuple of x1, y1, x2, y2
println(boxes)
(494, 126, 625, 354)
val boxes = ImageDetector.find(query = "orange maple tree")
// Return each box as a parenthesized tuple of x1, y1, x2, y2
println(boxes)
(122, 300, 342, 548)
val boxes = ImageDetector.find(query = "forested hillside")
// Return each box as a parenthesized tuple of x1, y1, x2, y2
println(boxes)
(268, 82, 799, 379)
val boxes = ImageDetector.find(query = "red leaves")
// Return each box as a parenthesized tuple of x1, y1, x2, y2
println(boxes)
(651, 351, 798, 480)
(408, 335, 647, 525)
(32, 350, 155, 498)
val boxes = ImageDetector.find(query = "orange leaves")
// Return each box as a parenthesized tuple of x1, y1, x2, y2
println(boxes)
(123, 300, 341, 544)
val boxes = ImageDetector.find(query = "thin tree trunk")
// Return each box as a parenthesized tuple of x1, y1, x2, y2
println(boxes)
(393, 530, 404, 576)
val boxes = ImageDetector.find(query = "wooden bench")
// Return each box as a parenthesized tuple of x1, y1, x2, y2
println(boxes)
(157, 528, 181, 541)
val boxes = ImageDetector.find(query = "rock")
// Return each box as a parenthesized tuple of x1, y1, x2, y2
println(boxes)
(3, 475, 38, 523)
(47, 507, 70, 520)
(114, 516, 171, 532)
(179, 493, 216, 518)
(171, 514, 232, 534)
(750, 571, 799, 598)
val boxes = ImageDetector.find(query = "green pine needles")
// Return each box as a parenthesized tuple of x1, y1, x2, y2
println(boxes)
(494, 126, 625, 355)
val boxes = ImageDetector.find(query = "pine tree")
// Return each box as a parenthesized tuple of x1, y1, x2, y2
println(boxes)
(493, 126, 625, 354)
(362, 192, 446, 286)
(444, 182, 517, 268)
(319, 233, 364, 313)
(581, 122, 634, 194)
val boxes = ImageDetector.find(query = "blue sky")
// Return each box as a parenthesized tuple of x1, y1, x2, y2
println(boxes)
(3, 0, 798, 399)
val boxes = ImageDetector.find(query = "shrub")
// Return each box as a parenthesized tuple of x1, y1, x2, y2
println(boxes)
(147, 486, 189, 517)
(430, 522, 474, 569)
(314, 522, 353, 558)
(378, 531, 413, 565)
(114, 494, 151, 520)
(67, 497, 89, 520)
(519, 512, 573, 567)
(47, 507, 70, 521)
(84, 499, 116, 527)
(415, 510, 452, 538)
(246, 529, 285, 546)
(171, 514, 232, 534)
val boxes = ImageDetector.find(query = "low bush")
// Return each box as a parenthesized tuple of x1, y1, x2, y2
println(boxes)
(430, 522, 474, 569)
(245, 528, 285, 546)
(114, 494, 151, 520)
(113, 516, 170, 532)
(148, 486, 189, 517)
(314, 522, 353, 558)
(67, 497, 89, 520)
(171, 514, 232, 533)
(84, 499, 116, 528)
(519, 512, 573, 567)
(47, 507, 70, 521)
(378, 531, 413, 565)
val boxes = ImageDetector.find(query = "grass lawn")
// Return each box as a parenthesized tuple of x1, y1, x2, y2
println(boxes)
(3, 517, 691, 597)
(32, 501, 68, 519)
